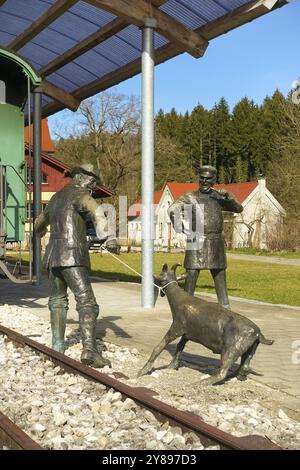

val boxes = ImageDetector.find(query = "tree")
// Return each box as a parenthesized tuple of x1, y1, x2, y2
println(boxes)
(155, 107, 183, 141)
(260, 90, 287, 168)
(187, 104, 211, 171)
(210, 97, 231, 182)
(155, 132, 196, 189)
(234, 156, 248, 183)
(234, 209, 266, 248)
(267, 96, 300, 214)
(226, 98, 263, 182)
(54, 92, 141, 204)
(266, 95, 300, 250)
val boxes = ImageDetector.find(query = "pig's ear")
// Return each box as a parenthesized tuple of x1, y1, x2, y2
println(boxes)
(176, 273, 187, 282)
(162, 263, 168, 272)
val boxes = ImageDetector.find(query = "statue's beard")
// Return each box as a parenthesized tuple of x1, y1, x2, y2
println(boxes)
(81, 177, 97, 191)
(74, 174, 97, 191)
(87, 182, 96, 191)
(200, 185, 212, 193)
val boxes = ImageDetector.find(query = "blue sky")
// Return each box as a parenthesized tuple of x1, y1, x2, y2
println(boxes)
(49, 0, 300, 134)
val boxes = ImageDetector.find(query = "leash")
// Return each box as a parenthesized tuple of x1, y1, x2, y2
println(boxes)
(0, 260, 31, 284)
(100, 247, 177, 296)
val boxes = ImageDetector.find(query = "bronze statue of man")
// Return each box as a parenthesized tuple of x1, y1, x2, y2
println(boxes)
(34, 164, 118, 368)
(168, 165, 243, 309)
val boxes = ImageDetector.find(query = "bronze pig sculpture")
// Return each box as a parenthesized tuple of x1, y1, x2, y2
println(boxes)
(138, 263, 273, 385)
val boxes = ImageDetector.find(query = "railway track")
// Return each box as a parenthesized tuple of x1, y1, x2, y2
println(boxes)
(0, 324, 282, 451)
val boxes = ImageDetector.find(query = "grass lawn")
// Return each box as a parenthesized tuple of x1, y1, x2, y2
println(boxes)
(7, 251, 300, 306)
(88, 252, 300, 307)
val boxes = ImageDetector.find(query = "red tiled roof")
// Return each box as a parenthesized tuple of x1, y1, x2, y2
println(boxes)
(24, 118, 55, 153)
(25, 145, 113, 198)
(154, 190, 164, 205)
(166, 181, 258, 204)
(129, 182, 259, 219)
(128, 190, 163, 217)
(166, 182, 198, 200)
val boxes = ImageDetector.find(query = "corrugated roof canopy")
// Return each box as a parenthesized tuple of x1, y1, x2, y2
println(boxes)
(0, 0, 288, 118)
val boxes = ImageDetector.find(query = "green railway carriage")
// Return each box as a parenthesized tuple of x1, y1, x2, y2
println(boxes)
(0, 48, 41, 258)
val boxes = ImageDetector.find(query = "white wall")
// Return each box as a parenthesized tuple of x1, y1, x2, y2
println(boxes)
(128, 219, 142, 246)
(232, 180, 285, 249)
(127, 180, 285, 250)
(155, 187, 173, 247)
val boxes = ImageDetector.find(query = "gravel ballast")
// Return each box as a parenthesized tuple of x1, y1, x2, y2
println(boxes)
(0, 304, 299, 450)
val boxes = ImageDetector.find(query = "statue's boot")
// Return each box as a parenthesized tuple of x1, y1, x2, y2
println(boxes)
(50, 307, 67, 353)
(79, 309, 111, 368)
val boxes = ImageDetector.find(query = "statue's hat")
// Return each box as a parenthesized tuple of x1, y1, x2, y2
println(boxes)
(199, 165, 217, 178)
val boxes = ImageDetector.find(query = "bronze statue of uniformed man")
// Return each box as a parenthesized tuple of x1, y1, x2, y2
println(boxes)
(34, 164, 118, 368)
(168, 165, 243, 309)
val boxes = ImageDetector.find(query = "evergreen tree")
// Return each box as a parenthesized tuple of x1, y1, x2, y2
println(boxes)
(155, 91, 292, 189)
(260, 90, 287, 166)
(234, 155, 248, 182)
(155, 107, 183, 141)
(187, 104, 211, 171)
(155, 131, 196, 189)
(177, 111, 190, 147)
(227, 97, 262, 181)
(218, 165, 226, 184)
(210, 97, 231, 182)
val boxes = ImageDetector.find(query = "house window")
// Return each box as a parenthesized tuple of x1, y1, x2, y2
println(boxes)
(26, 169, 32, 184)
(159, 222, 163, 238)
(26, 204, 34, 221)
(26, 171, 48, 184)
(0, 80, 6, 103)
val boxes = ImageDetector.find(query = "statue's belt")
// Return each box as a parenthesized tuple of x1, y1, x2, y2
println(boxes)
(187, 233, 223, 242)
(50, 235, 68, 240)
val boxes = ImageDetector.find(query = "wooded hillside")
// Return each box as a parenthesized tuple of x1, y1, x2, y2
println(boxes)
(53, 89, 300, 249)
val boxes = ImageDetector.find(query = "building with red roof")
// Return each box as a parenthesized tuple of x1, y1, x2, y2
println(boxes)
(23, 119, 113, 248)
(128, 180, 285, 250)
(24, 118, 55, 154)
(24, 119, 113, 201)
(128, 190, 163, 219)
(165, 181, 259, 205)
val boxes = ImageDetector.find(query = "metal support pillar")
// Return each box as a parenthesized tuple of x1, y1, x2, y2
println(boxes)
(141, 19, 156, 308)
(0, 166, 6, 259)
(33, 87, 42, 285)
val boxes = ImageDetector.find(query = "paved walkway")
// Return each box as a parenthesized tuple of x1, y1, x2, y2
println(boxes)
(227, 253, 300, 266)
(0, 276, 299, 406)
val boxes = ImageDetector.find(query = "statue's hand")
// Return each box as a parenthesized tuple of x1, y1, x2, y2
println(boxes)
(211, 189, 230, 201)
(104, 238, 120, 255)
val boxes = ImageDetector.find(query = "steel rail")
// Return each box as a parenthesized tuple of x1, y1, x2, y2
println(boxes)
(0, 324, 282, 451)
(0, 412, 44, 450)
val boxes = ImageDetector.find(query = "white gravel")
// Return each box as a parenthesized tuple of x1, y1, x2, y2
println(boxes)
(0, 304, 299, 450)
(0, 305, 207, 450)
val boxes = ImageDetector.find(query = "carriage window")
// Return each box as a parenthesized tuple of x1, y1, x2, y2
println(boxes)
(0, 80, 6, 103)
(42, 173, 48, 184)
